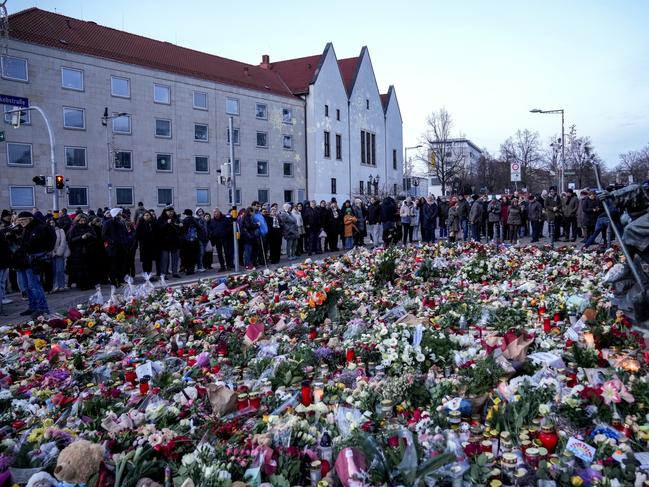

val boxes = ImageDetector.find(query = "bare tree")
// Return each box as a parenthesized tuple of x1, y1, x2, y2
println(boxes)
(617, 145, 649, 184)
(420, 108, 468, 195)
(565, 125, 598, 189)
(500, 129, 543, 190)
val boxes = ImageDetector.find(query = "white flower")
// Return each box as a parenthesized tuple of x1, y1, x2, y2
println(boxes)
(416, 353, 425, 362)
(148, 433, 163, 447)
(182, 453, 196, 466)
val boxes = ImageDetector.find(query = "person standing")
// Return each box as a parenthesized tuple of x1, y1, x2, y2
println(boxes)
(293, 203, 306, 256)
(468, 195, 483, 242)
(380, 196, 397, 246)
(326, 200, 343, 251)
(317, 201, 329, 252)
(133, 201, 147, 225)
(209, 208, 233, 272)
(195, 208, 208, 272)
(241, 207, 260, 269)
(343, 208, 357, 250)
(180, 209, 202, 275)
(410, 197, 421, 242)
(49, 218, 68, 293)
(352, 199, 366, 246)
(280, 203, 299, 260)
(457, 194, 470, 240)
(500, 196, 510, 241)
(366, 197, 382, 248)
(135, 210, 158, 277)
(14, 211, 54, 316)
(302, 200, 321, 255)
(581, 190, 602, 241)
(438, 197, 449, 239)
(507, 198, 523, 244)
(544, 186, 562, 244)
(400, 198, 413, 245)
(157, 207, 182, 278)
(102, 208, 129, 287)
(421, 195, 438, 243)
(268, 205, 283, 264)
(561, 188, 579, 242)
(447, 198, 460, 243)
(487, 196, 502, 242)
(201, 213, 214, 270)
(527, 195, 543, 243)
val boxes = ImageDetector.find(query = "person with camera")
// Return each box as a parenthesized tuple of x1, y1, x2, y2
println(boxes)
(13, 211, 54, 317)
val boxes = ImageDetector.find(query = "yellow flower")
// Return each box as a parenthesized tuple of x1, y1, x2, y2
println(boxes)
(33, 338, 47, 351)
(154, 322, 161, 330)
(570, 475, 584, 486)
(87, 321, 95, 328)
(28, 428, 44, 443)
(116, 312, 125, 321)
(395, 404, 405, 414)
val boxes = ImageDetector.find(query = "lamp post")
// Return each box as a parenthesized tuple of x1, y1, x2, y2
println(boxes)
(102, 109, 130, 207)
(368, 174, 380, 196)
(530, 108, 565, 192)
(404, 145, 422, 197)
(411, 177, 420, 197)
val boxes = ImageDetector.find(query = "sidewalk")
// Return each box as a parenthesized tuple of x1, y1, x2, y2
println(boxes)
(0, 236, 584, 326)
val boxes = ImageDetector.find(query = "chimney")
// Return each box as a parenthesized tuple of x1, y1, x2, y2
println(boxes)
(243, 66, 250, 77)
(260, 54, 270, 69)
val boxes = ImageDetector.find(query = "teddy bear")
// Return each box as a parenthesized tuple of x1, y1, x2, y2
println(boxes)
(53, 439, 105, 486)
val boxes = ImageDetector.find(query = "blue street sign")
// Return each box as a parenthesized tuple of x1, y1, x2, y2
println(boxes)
(0, 94, 29, 107)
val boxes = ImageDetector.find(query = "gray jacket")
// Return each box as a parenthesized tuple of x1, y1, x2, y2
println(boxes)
(469, 200, 483, 224)
(279, 211, 299, 239)
(507, 205, 523, 225)
(487, 201, 501, 223)
(527, 200, 543, 222)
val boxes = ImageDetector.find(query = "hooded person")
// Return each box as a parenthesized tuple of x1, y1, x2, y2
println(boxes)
(180, 209, 201, 275)
(102, 208, 129, 286)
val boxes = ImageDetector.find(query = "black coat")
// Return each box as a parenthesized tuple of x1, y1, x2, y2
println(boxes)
(422, 202, 439, 229)
(135, 219, 158, 263)
(102, 218, 129, 256)
(208, 215, 232, 241)
(367, 202, 381, 225)
(302, 206, 321, 229)
(325, 207, 343, 235)
(380, 197, 398, 223)
(157, 215, 183, 251)
(66, 223, 103, 288)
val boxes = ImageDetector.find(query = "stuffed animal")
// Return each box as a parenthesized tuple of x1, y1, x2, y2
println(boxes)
(53, 440, 105, 486)
(25, 472, 57, 487)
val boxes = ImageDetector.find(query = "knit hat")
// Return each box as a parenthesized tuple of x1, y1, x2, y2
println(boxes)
(17, 211, 33, 218)
(183, 209, 193, 216)
(1, 209, 11, 219)
(109, 208, 123, 218)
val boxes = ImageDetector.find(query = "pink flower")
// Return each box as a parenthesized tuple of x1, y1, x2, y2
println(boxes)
(600, 380, 621, 405)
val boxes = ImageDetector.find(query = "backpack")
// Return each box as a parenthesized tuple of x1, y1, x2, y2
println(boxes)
(185, 225, 198, 242)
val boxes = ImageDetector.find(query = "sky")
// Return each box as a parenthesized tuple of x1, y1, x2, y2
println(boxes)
(9, 0, 649, 167)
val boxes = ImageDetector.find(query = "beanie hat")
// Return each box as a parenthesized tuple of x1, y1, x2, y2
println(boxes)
(1, 209, 11, 219)
(18, 211, 33, 218)
(183, 209, 193, 216)
(109, 208, 123, 218)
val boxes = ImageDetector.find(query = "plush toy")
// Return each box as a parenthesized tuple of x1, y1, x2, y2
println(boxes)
(26, 472, 57, 487)
(53, 440, 105, 486)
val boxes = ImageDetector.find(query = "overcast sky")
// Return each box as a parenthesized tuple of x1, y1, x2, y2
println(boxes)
(12, 0, 649, 167)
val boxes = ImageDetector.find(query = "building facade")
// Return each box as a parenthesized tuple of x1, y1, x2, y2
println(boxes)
(427, 138, 483, 196)
(1, 8, 402, 211)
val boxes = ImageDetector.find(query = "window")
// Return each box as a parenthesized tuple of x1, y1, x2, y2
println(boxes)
(155, 118, 172, 138)
(61, 67, 83, 90)
(1, 55, 28, 81)
(226, 128, 240, 145)
(359, 181, 364, 195)
(297, 189, 306, 203)
(393, 183, 398, 195)
(111, 76, 130, 98)
(324, 131, 330, 158)
(258, 189, 269, 204)
(282, 107, 292, 123)
(114, 151, 132, 170)
(366, 99, 370, 109)
(256, 131, 268, 148)
(228, 188, 241, 205)
(9, 186, 34, 207)
(157, 188, 173, 206)
(194, 123, 208, 141)
(7, 142, 32, 165)
(257, 160, 268, 176)
(229, 158, 241, 175)
(4, 105, 30, 125)
(65, 146, 86, 168)
(196, 188, 210, 205)
(115, 187, 134, 206)
(393, 149, 397, 170)
(331, 178, 337, 194)
(112, 114, 131, 134)
(284, 190, 293, 203)
(193, 91, 208, 110)
(336, 108, 340, 121)
(325, 104, 329, 117)
(154, 83, 171, 104)
(283, 135, 293, 150)
(156, 153, 172, 172)
(68, 187, 88, 207)
(63, 107, 85, 129)
(256, 103, 267, 119)
(360, 130, 376, 165)
(335, 134, 342, 160)
(283, 162, 293, 177)
(226, 98, 239, 115)
(195, 156, 209, 173)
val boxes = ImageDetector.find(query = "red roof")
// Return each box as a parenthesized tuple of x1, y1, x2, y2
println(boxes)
(8, 8, 295, 98)
(338, 57, 360, 94)
(269, 53, 323, 95)
(380, 93, 389, 110)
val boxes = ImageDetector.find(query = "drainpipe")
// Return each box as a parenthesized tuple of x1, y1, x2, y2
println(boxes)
(303, 95, 308, 201)
(347, 99, 352, 200)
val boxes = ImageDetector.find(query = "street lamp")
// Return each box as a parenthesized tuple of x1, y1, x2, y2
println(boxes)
(530, 108, 565, 192)
(411, 177, 420, 197)
(404, 145, 423, 178)
(368, 174, 380, 196)
(102, 109, 130, 207)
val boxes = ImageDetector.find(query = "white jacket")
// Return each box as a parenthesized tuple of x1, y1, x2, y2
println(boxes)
(52, 227, 70, 257)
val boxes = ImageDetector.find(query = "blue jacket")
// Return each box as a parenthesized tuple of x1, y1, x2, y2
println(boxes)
(253, 211, 268, 236)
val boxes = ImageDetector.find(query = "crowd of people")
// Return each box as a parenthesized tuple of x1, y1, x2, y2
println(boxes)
(0, 186, 619, 318)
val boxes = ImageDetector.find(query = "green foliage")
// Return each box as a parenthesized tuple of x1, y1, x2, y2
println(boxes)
(467, 454, 492, 484)
(570, 343, 599, 368)
(489, 383, 555, 436)
(421, 332, 459, 366)
(373, 245, 399, 286)
(270, 360, 304, 389)
(459, 355, 505, 396)
(488, 306, 528, 334)
(415, 258, 435, 282)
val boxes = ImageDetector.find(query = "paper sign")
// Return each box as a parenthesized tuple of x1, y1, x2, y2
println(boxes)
(565, 437, 596, 463)
(635, 452, 649, 469)
(528, 352, 565, 368)
(135, 362, 154, 380)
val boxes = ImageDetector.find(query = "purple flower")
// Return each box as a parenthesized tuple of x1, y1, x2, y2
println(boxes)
(314, 347, 332, 362)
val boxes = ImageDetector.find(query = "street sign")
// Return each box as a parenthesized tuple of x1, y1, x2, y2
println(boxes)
(564, 170, 576, 176)
(510, 162, 521, 182)
(0, 94, 29, 107)
(568, 182, 576, 190)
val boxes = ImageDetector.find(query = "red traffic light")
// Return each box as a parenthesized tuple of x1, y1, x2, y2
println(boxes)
(55, 175, 65, 189)
(32, 175, 46, 186)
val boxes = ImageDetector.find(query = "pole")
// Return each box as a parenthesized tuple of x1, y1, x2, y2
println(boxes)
(593, 164, 645, 291)
(106, 119, 112, 207)
(561, 110, 565, 193)
(229, 116, 240, 272)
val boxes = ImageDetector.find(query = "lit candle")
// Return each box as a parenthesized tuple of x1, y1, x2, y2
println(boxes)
(582, 332, 595, 348)
(313, 382, 324, 403)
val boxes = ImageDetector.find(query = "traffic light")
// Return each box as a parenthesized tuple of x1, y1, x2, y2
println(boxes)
(55, 175, 65, 189)
(11, 109, 28, 128)
(32, 175, 46, 186)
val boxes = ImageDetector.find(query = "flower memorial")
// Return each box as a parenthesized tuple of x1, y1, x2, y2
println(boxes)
(1, 242, 649, 487)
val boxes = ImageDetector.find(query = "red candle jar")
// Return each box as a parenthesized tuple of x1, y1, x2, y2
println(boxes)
(346, 348, 356, 363)
(538, 425, 559, 454)
(309, 328, 318, 340)
(538, 307, 546, 316)
(237, 393, 249, 411)
(301, 381, 312, 406)
(553, 313, 561, 322)
(124, 367, 137, 385)
(139, 376, 150, 395)
(249, 392, 261, 410)
(543, 318, 551, 333)
(480, 440, 492, 453)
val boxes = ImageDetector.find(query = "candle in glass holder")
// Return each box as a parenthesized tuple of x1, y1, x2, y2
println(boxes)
(313, 382, 324, 403)
(139, 376, 150, 395)
(124, 367, 137, 385)
(248, 392, 261, 410)
(346, 348, 356, 363)
(301, 381, 312, 406)
(237, 393, 249, 411)
(543, 317, 551, 333)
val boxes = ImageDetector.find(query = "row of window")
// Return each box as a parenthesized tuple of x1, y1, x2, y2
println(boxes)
(1, 55, 296, 122)
(5, 142, 297, 176)
(323, 131, 343, 160)
(8, 185, 300, 209)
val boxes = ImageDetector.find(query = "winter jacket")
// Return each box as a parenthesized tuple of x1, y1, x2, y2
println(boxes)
(380, 198, 398, 223)
(51, 227, 69, 257)
(544, 194, 562, 222)
(292, 210, 305, 235)
(353, 205, 366, 231)
(447, 206, 460, 234)
(253, 211, 268, 236)
(208, 215, 231, 241)
(562, 194, 579, 218)
(400, 203, 412, 224)
(457, 199, 470, 220)
(507, 205, 523, 225)
(241, 214, 260, 243)
(422, 202, 438, 230)
(487, 201, 502, 223)
(581, 197, 602, 226)
(438, 201, 449, 226)
(325, 207, 342, 235)
(279, 211, 299, 239)
(66, 223, 103, 288)
(135, 219, 159, 262)
(156, 215, 182, 251)
(527, 200, 543, 222)
(102, 218, 129, 256)
(367, 202, 381, 225)
(302, 206, 321, 229)
(343, 214, 357, 238)
(468, 201, 483, 224)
